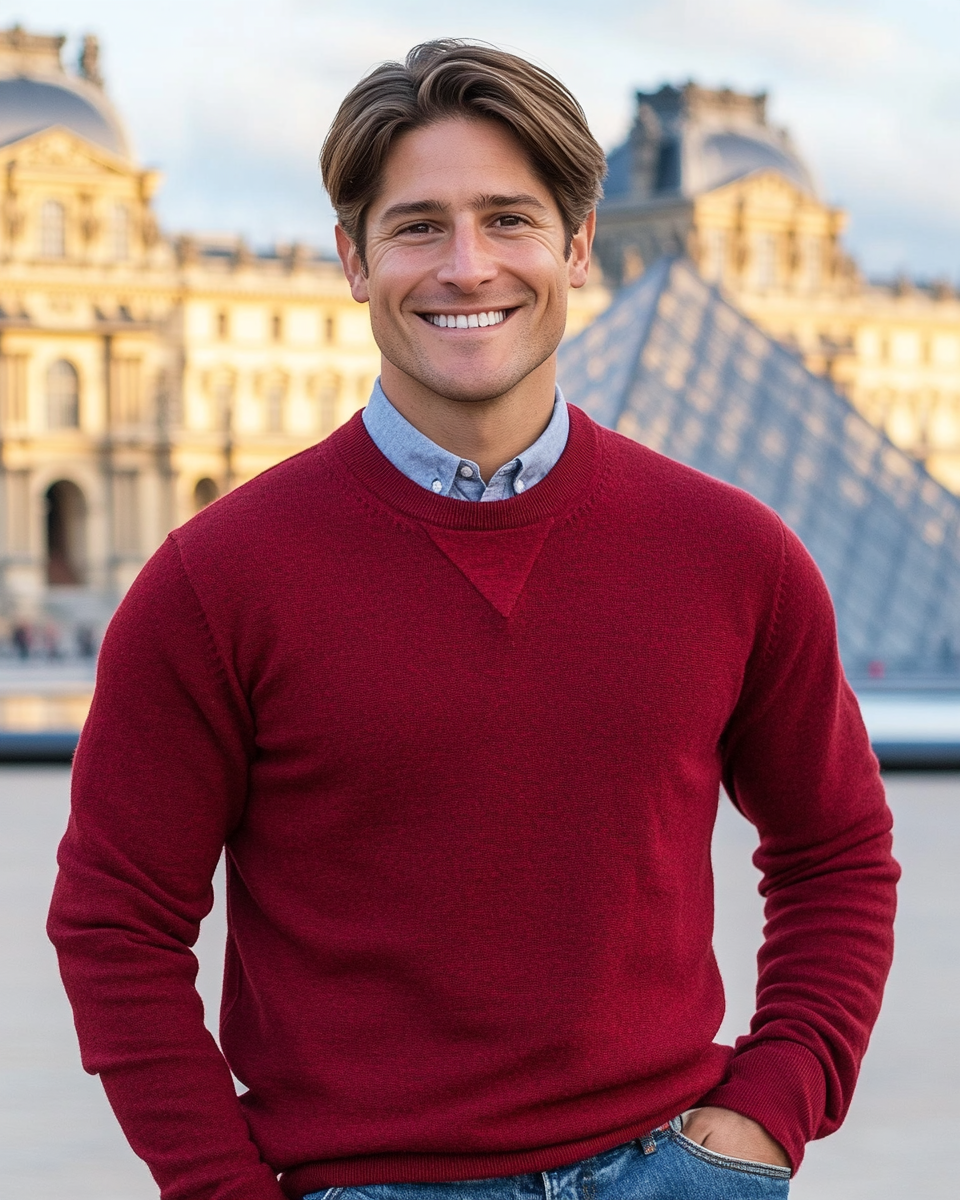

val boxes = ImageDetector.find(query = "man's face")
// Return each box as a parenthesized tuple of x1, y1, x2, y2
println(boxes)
(336, 117, 593, 405)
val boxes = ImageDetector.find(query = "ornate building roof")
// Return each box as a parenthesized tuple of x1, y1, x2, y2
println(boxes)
(559, 258, 960, 681)
(0, 25, 130, 158)
(603, 83, 815, 207)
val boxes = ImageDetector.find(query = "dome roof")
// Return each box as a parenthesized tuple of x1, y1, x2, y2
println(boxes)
(601, 83, 816, 207)
(695, 130, 813, 195)
(0, 74, 130, 158)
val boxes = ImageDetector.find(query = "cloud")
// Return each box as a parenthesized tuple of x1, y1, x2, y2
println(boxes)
(3, 0, 960, 275)
(619, 0, 907, 83)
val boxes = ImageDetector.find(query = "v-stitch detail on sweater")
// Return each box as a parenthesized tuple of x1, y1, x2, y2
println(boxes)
(424, 519, 556, 617)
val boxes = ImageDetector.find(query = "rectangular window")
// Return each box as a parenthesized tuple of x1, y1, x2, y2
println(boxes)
(111, 357, 143, 425)
(801, 235, 822, 291)
(112, 204, 130, 260)
(702, 229, 727, 283)
(40, 200, 66, 258)
(318, 373, 340, 436)
(113, 471, 140, 555)
(5, 470, 30, 555)
(265, 377, 286, 433)
(753, 232, 777, 290)
(0, 354, 29, 426)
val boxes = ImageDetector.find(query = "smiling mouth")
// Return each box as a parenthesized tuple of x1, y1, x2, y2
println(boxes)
(419, 309, 513, 329)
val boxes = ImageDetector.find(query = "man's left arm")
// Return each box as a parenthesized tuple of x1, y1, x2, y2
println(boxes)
(698, 520, 899, 1173)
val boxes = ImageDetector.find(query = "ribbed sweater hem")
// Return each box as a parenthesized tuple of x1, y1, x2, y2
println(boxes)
(699, 1039, 828, 1173)
(279, 1105, 690, 1198)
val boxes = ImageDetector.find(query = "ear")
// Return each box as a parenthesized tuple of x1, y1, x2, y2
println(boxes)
(335, 225, 370, 304)
(568, 210, 596, 290)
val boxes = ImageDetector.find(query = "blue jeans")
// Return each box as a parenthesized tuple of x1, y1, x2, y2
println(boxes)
(304, 1118, 791, 1200)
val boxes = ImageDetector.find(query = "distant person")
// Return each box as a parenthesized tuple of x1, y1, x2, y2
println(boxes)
(49, 40, 898, 1200)
(41, 620, 62, 660)
(75, 624, 97, 660)
(12, 621, 31, 659)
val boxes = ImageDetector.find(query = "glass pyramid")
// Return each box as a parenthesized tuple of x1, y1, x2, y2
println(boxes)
(559, 257, 960, 681)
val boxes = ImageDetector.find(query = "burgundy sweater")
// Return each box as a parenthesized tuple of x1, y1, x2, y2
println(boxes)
(49, 406, 897, 1200)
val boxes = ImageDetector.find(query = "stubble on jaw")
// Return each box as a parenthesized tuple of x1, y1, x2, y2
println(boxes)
(379, 343, 558, 407)
(372, 299, 568, 407)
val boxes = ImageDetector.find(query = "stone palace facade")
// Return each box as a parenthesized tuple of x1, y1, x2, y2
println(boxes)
(0, 24, 609, 625)
(3, 24, 959, 631)
(596, 83, 960, 494)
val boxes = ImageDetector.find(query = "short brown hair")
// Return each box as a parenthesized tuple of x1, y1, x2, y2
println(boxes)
(321, 40, 606, 265)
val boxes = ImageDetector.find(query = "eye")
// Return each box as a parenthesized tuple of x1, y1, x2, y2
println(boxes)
(400, 221, 434, 235)
(494, 214, 526, 228)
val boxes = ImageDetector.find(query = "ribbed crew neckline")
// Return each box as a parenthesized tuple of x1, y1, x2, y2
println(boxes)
(331, 403, 603, 531)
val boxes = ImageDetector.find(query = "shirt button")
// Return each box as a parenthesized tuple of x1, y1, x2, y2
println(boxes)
(431, 479, 442, 493)
(515, 478, 526, 493)
(459, 465, 474, 478)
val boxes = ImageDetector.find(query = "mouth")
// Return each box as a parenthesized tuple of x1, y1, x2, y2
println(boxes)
(418, 308, 514, 329)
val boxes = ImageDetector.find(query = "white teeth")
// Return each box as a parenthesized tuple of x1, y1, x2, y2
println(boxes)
(426, 310, 506, 327)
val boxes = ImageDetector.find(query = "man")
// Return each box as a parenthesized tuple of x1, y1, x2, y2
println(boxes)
(49, 40, 898, 1200)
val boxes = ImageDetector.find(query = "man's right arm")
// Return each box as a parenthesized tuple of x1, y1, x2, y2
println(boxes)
(47, 537, 285, 1200)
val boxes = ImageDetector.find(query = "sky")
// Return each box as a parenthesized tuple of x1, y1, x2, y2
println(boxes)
(3, 0, 959, 280)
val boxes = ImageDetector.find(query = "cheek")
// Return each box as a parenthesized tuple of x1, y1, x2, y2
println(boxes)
(519, 253, 572, 301)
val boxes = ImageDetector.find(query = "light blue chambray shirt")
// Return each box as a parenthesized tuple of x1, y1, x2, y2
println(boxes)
(362, 379, 569, 502)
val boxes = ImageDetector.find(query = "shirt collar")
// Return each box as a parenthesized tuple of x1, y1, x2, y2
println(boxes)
(361, 378, 569, 501)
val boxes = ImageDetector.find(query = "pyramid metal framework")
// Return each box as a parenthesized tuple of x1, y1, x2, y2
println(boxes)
(558, 258, 960, 681)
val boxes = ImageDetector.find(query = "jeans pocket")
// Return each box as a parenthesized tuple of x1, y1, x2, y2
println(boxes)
(303, 1189, 344, 1200)
(672, 1131, 792, 1181)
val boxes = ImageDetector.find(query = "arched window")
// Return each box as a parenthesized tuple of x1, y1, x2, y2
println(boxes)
(194, 478, 219, 511)
(40, 200, 66, 258)
(46, 480, 87, 586)
(47, 360, 80, 429)
(112, 203, 130, 260)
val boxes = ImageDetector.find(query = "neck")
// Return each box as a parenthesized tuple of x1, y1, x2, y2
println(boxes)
(378, 357, 558, 481)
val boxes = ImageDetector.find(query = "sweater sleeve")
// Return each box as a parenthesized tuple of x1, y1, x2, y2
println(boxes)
(700, 520, 899, 1171)
(47, 536, 285, 1200)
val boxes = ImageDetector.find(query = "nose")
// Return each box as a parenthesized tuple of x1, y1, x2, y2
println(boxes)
(435, 218, 498, 293)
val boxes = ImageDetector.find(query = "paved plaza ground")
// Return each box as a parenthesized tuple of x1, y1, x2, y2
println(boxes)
(2, 766, 956, 1199)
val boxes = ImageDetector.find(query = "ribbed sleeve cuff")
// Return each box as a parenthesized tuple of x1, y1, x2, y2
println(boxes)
(698, 1039, 827, 1172)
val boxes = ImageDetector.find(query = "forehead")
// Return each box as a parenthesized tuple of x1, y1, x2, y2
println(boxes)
(373, 117, 552, 211)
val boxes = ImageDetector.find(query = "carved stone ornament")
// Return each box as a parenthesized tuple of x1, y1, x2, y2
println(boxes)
(78, 34, 104, 88)
(142, 212, 160, 247)
(175, 235, 198, 265)
(3, 195, 24, 240)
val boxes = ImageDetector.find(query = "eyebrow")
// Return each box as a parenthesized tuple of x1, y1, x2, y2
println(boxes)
(378, 193, 549, 225)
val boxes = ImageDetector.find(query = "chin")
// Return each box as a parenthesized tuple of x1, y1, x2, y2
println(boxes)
(423, 378, 519, 405)
(418, 351, 557, 404)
